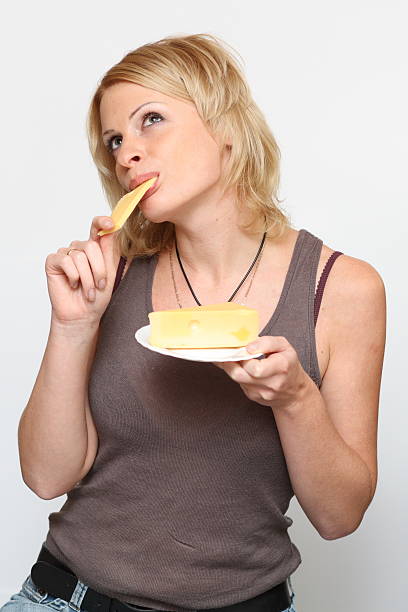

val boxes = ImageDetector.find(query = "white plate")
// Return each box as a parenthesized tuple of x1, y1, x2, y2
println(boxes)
(135, 325, 264, 363)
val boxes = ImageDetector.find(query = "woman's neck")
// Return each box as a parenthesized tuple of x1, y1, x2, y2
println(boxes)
(173, 220, 268, 289)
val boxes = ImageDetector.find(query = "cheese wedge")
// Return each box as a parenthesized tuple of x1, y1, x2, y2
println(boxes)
(148, 302, 260, 349)
(97, 177, 158, 236)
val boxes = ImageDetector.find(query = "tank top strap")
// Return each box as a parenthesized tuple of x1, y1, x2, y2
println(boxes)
(113, 256, 127, 294)
(282, 228, 323, 316)
(286, 232, 344, 329)
(314, 251, 343, 326)
(267, 229, 323, 388)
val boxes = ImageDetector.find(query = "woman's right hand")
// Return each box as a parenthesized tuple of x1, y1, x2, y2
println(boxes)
(45, 216, 121, 326)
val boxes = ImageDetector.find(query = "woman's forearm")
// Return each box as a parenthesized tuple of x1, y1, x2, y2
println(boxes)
(272, 378, 374, 540)
(18, 318, 100, 499)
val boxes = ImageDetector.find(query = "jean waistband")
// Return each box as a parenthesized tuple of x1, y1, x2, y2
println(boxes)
(32, 545, 292, 612)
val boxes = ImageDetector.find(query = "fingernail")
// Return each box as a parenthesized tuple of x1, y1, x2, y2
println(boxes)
(98, 279, 106, 290)
(88, 288, 96, 300)
(247, 343, 259, 353)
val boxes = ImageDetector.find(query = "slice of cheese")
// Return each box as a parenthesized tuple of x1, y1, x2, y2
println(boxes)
(148, 302, 260, 349)
(97, 177, 158, 236)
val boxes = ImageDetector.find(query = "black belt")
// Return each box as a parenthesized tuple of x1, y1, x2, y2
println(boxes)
(31, 545, 291, 612)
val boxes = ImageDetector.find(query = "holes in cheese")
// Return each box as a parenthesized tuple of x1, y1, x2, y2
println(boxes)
(148, 302, 260, 349)
(97, 177, 158, 236)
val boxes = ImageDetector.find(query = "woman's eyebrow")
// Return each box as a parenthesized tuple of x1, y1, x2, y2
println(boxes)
(102, 101, 167, 137)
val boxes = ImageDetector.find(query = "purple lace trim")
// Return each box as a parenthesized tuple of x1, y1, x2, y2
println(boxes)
(314, 251, 343, 326)
(112, 256, 127, 294)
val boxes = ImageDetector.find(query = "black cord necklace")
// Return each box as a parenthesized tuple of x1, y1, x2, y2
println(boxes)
(175, 232, 267, 306)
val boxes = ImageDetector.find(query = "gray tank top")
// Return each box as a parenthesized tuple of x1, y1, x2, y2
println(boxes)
(43, 229, 342, 611)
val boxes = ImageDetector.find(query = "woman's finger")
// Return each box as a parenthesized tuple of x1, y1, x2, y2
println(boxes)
(52, 249, 82, 289)
(89, 216, 114, 241)
(214, 361, 256, 384)
(68, 240, 107, 290)
(64, 249, 97, 301)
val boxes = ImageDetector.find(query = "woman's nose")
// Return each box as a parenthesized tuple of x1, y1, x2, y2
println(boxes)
(115, 135, 146, 167)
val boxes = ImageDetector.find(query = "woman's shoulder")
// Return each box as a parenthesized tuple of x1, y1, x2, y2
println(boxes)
(319, 238, 385, 293)
(317, 239, 386, 344)
(303, 224, 384, 290)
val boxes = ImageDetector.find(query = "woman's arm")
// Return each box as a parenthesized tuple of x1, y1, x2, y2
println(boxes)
(275, 256, 386, 539)
(18, 318, 100, 499)
(215, 255, 386, 540)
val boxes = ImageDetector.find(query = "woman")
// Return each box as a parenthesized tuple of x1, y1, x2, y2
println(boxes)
(2, 33, 386, 612)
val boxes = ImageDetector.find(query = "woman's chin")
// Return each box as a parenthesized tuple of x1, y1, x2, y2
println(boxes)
(139, 200, 173, 224)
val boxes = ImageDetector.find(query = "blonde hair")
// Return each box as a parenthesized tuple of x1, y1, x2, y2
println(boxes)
(86, 33, 292, 259)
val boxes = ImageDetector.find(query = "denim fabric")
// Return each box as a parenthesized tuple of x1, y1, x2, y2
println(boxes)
(1, 574, 297, 612)
(282, 574, 297, 612)
(0, 574, 89, 612)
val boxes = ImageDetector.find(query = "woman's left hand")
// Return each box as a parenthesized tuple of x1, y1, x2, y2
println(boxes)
(213, 335, 312, 411)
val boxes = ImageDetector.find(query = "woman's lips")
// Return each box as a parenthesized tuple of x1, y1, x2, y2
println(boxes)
(140, 180, 160, 201)
(129, 172, 159, 191)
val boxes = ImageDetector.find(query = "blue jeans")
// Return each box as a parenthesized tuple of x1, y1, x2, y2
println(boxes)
(1, 573, 297, 612)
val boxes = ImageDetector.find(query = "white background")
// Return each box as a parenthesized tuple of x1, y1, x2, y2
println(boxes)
(1, 1, 407, 611)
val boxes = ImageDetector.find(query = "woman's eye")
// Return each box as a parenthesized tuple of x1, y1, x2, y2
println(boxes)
(142, 111, 163, 127)
(106, 136, 122, 153)
(106, 112, 163, 153)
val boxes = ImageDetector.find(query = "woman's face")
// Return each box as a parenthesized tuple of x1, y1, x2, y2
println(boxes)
(99, 82, 229, 224)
